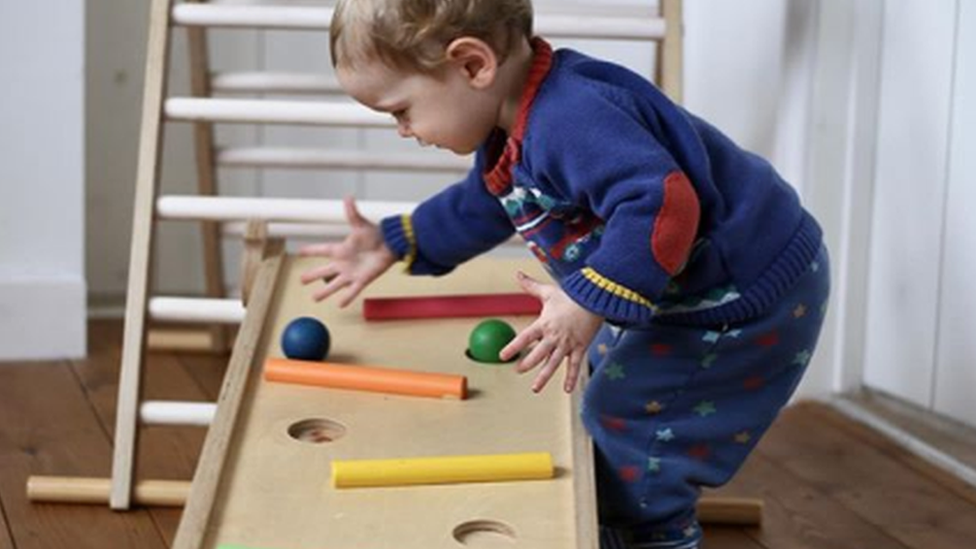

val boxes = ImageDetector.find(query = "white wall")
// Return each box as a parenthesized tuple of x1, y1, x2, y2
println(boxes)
(862, 0, 976, 428)
(0, 2, 86, 360)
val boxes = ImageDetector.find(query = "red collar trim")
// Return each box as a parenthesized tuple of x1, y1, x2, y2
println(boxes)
(484, 37, 554, 196)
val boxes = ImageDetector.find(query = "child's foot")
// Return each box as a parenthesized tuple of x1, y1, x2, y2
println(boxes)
(599, 522, 702, 549)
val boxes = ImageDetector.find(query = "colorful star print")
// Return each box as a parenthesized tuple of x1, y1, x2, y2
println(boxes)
(702, 331, 721, 343)
(793, 303, 807, 318)
(693, 400, 717, 417)
(597, 343, 609, 356)
(655, 428, 675, 442)
(793, 350, 811, 366)
(700, 353, 718, 369)
(647, 457, 662, 473)
(604, 362, 626, 380)
(645, 401, 664, 415)
(734, 431, 752, 444)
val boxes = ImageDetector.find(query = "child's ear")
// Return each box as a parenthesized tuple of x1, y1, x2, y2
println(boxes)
(445, 37, 498, 89)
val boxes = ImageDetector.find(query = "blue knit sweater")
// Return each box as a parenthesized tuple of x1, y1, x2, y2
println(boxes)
(381, 39, 823, 327)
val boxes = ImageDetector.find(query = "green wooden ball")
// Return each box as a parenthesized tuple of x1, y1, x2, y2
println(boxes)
(468, 319, 517, 363)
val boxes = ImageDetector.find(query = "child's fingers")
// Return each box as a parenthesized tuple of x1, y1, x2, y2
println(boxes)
(515, 270, 546, 297)
(299, 263, 339, 285)
(298, 242, 338, 257)
(515, 338, 555, 374)
(500, 323, 541, 362)
(563, 349, 584, 393)
(337, 280, 365, 308)
(310, 275, 349, 302)
(344, 196, 368, 228)
(531, 346, 567, 393)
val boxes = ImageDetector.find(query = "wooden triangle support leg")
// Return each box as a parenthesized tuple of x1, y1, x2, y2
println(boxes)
(110, 0, 175, 510)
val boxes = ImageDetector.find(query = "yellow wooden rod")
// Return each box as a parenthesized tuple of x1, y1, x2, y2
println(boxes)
(27, 475, 190, 507)
(332, 452, 554, 488)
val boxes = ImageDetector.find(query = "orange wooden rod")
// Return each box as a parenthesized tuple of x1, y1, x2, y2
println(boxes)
(264, 358, 467, 400)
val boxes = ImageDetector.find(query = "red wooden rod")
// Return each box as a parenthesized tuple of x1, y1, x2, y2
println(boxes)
(363, 293, 541, 321)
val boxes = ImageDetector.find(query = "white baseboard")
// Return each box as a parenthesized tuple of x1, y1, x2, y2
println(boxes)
(0, 277, 87, 361)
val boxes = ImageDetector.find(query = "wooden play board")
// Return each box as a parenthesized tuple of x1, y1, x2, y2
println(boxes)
(173, 252, 598, 549)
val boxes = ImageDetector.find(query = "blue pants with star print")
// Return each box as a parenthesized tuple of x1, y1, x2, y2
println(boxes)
(582, 245, 830, 545)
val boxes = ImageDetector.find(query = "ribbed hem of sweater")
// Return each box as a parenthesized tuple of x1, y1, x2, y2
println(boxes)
(562, 212, 823, 327)
(657, 212, 823, 326)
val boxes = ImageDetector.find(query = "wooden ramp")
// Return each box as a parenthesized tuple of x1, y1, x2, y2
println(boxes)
(173, 254, 598, 549)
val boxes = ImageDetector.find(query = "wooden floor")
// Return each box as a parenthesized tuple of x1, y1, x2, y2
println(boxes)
(3, 320, 976, 549)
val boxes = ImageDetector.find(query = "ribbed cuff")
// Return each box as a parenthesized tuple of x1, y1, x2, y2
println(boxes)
(380, 214, 415, 268)
(561, 267, 658, 325)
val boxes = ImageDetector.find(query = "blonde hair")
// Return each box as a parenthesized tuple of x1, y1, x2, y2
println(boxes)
(330, 0, 534, 72)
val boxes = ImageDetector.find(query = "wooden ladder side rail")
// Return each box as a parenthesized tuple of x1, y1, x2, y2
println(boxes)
(658, 0, 684, 104)
(110, 0, 175, 511)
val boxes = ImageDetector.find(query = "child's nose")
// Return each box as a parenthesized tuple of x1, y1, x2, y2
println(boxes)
(396, 122, 412, 138)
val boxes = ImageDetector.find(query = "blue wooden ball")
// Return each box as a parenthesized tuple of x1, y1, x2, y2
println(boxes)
(281, 316, 331, 361)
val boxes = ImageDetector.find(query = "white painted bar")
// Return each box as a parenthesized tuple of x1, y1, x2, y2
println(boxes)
(223, 221, 351, 239)
(219, 221, 525, 250)
(211, 72, 342, 95)
(216, 147, 471, 172)
(172, 4, 332, 29)
(172, 4, 666, 40)
(140, 401, 216, 427)
(148, 296, 245, 324)
(164, 98, 392, 127)
(156, 195, 413, 223)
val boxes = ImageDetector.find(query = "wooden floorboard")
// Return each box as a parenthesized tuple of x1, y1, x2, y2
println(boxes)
(844, 390, 976, 472)
(757, 402, 976, 549)
(0, 497, 14, 549)
(0, 360, 167, 549)
(2, 320, 976, 548)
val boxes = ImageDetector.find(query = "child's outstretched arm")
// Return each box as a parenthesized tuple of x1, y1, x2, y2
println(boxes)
(499, 271, 603, 394)
(298, 196, 397, 307)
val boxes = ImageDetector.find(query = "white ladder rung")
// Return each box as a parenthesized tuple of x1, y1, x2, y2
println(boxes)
(216, 147, 471, 172)
(173, 4, 332, 29)
(211, 71, 342, 95)
(222, 221, 352, 239)
(148, 296, 245, 324)
(140, 400, 216, 427)
(538, 14, 666, 41)
(156, 195, 414, 223)
(164, 98, 392, 127)
(173, 4, 667, 40)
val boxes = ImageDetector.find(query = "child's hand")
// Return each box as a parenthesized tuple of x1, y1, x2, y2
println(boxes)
(298, 196, 396, 307)
(500, 271, 603, 393)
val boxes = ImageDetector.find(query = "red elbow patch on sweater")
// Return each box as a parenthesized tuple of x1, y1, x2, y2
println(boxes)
(651, 171, 700, 276)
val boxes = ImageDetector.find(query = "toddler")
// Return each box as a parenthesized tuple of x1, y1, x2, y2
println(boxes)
(300, 1, 830, 547)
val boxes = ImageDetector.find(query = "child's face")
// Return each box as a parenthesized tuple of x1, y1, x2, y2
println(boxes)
(337, 59, 501, 155)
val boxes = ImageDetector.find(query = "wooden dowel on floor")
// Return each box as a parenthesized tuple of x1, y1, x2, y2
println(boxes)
(697, 496, 763, 525)
(27, 475, 762, 524)
(28, 476, 190, 507)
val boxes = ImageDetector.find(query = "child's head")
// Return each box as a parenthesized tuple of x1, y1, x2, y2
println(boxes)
(330, 0, 534, 73)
